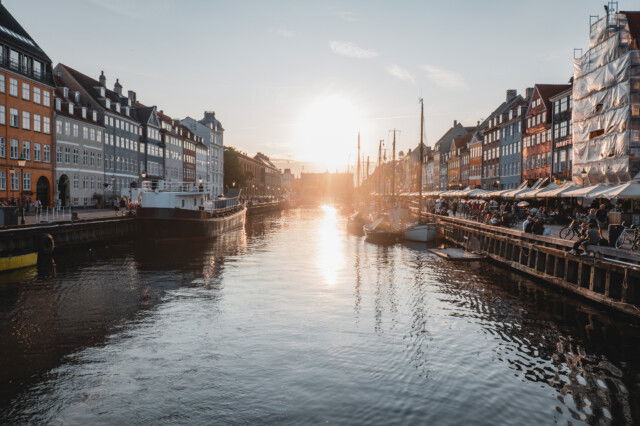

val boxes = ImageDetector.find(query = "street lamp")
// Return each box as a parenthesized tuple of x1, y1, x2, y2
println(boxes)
(17, 156, 26, 224)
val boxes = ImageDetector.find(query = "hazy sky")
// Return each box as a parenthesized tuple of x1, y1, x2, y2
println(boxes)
(6, 0, 628, 170)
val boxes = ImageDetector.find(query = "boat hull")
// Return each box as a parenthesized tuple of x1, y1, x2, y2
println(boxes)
(0, 252, 38, 272)
(137, 206, 247, 240)
(364, 227, 400, 244)
(403, 224, 438, 242)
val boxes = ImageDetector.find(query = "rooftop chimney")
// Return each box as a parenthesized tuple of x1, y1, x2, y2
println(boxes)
(114, 78, 122, 96)
(453, 120, 458, 127)
(127, 90, 136, 103)
(99, 70, 106, 87)
(506, 89, 517, 102)
(525, 87, 534, 100)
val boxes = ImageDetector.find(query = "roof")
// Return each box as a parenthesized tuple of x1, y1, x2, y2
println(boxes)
(534, 84, 571, 111)
(453, 133, 473, 149)
(622, 11, 640, 46)
(434, 123, 470, 154)
(0, 3, 51, 63)
(58, 64, 136, 120)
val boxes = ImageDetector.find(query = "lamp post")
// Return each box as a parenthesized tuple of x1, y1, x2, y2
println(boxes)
(17, 156, 26, 225)
(580, 168, 588, 184)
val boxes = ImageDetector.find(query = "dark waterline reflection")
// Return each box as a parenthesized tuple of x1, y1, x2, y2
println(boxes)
(0, 207, 639, 425)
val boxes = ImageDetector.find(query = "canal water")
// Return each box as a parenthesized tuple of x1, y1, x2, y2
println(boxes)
(1, 207, 639, 425)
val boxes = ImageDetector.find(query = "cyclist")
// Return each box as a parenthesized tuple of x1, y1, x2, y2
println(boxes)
(569, 222, 603, 255)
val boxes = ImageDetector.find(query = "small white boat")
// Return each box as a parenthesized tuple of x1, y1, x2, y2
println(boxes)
(403, 222, 438, 242)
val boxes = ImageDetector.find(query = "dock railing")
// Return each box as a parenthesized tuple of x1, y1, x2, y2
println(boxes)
(35, 206, 73, 223)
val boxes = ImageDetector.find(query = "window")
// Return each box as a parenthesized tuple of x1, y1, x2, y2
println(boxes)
(33, 114, 41, 132)
(9, 78, 17, 96)
(73, 124, 78, 137)
(22, 83, 29, 100)
(22, 111, 30, 129)
(56, 119, 62, 134)
(65, 122, 70, 135)
(64, 146, 71, 163)
(10, 171, 18, 190)
(82, 150, 87, 165)
(43, 117, 50, 134)
(43, 145, 50, 162)
(23, 172, 31, 190)
(90, 128, 95, 141)
(10, 139, 18, 159)
(73, 174, 79, 189)
(82, 126, 88, 139)
(0, 137, 4, 158)
(33, 87, 41, 104)
(0, 74, 4, 93)
(9, 108, 18, 127)
(34, 143, 41, 161)
(0, 170, 5, 190)
(0, 105, 4, 125)
(73, 148, 79, 164)
(56, 146, 62, 163)
(43, 90, 50, 107)
(22, 141, 30, 160)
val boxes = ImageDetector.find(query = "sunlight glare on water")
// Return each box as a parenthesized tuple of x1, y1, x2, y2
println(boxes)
(0, 208, 639, 425)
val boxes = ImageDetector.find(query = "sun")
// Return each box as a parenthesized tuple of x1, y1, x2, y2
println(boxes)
(293, 94, 363, 171)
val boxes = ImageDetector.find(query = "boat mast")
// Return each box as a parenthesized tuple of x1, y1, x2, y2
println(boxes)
(419, 98, 424, 212)
(356, 132, 361, 187)
(377, 140, 383, 196)
(390, 129, 399, 198)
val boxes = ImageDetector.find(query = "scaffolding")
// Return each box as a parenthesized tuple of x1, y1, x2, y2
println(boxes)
(572, 4, 640, 184)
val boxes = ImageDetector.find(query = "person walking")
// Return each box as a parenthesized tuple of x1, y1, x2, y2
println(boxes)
(595, 203, 608, 233)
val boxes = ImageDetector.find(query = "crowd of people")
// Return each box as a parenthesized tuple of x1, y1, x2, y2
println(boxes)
(427, 197, 613, 255)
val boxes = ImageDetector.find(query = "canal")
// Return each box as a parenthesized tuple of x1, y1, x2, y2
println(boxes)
(1, 207, 639, 424)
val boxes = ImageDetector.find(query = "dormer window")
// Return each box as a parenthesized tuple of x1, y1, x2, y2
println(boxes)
(82, 107, 87, 119)
(74, 91, 80, 103)
(92, 110, 97, 121)
(63, 87, 69, 98)
(99, 87, 105, 97)
(105, 98, 111, 108)
(125, 106, 130, 116)
(68, 102, 74, 115)
(115, 102, 120, 113)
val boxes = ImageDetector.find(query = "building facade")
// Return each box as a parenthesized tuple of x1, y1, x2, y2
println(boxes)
(467, 128, 484, 189)
(550, 86, 573, 182)
(522, 84, 570, 183)
(135, 104, 164, 181)
(572, 9, 640, 184)
(53, 84, 104, 207)
(55, 65, 142, 201)
(499, 92, 528, 189)
(181, 111, 225, 197)
(158, 112, 183, 183)
(0, 4, 55, 206)
(179, 124, 197, 184)
(433, 121, 472, 190)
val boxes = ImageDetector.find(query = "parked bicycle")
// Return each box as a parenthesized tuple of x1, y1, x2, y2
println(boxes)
(615, 222, 639, 250)
(559, 216, 586, 240)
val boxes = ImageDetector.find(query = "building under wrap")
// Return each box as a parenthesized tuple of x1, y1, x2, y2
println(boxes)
(572, 8, 640, 185)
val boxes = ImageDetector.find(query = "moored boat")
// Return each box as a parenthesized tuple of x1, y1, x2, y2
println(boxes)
(136, 181, 246, 240)
(363, 216, 401, 244)
(0, 252, 37, 272)
(347, 211, 369, 235)
(403, 222, 438, 242)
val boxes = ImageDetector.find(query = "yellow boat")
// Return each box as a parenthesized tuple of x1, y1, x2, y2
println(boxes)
(0, 252, 38, 272)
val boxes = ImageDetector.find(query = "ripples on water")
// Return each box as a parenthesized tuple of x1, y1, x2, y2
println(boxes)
(0, 207, 639, 425)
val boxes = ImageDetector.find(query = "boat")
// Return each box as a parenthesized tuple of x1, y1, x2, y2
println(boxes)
(136, 180, 246, 240)
(347, 211, 369, 235)
(0, 252, 37, 272)
(363, 215, 401, 244)
(402, 98, 437, 243)
(403, 222, 438, 242)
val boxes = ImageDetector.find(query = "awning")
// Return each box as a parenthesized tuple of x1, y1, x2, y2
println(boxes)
(537, 183, 580, 198)
(516, 182, 560, 199)
(603, 181, 640, 199)
(562, 184, 611, 198)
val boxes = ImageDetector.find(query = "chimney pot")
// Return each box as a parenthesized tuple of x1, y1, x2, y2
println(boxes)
(99, 70, 106, 87)
(453, 120, 458, 127)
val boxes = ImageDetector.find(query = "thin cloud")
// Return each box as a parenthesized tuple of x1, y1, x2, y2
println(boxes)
(329, 41, 378, 59)
(421, 64, 467, 89)
(274, 28, 294, 38)
(337, 11, 358, 22)
(387, 64, 415, 83)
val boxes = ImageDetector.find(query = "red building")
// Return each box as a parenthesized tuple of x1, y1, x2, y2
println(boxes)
(0, 4, 55, 206)
(522, 84, 570, 183)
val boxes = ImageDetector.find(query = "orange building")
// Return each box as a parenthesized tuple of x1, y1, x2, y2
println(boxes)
(0, 4, 55, 206)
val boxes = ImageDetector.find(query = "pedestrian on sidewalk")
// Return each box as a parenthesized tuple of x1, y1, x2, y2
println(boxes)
(596, 203, 608, 232)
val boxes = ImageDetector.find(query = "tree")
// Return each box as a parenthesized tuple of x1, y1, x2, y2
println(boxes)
(224, 146, 248, 189)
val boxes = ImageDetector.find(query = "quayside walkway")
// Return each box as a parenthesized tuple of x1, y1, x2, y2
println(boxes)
(422, 212, 640, 318)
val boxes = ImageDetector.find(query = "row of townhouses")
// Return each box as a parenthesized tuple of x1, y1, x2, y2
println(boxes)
(0, 4, 225, 207)
(373, 6, 640, 193)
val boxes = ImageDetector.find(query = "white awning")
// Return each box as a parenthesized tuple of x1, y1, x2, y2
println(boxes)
(603, 182, 640, 199)
(537, 183, 580, 197)
(562, 184, 610, 198)
(517, 182, 560, 198)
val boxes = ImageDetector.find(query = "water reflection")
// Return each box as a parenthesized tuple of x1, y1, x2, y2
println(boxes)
(0, 209, 639, 425)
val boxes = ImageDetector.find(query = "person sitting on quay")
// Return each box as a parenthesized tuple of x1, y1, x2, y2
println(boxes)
(569, 222, 606, 255)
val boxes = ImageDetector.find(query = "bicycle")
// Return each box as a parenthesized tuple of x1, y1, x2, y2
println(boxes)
(559, 218, 585, 240)
(615, 223, 639, 250)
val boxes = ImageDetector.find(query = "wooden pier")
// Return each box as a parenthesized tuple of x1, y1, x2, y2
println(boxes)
(423, 213, 640, 318)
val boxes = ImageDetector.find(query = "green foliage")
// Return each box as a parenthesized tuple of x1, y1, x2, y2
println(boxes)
(224, 146, 249, 188)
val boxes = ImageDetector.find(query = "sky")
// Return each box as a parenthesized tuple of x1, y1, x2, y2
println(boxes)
(5, 0, 631, 172)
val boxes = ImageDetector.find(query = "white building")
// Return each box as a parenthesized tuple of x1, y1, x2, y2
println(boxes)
(181, 111, 224, 196)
